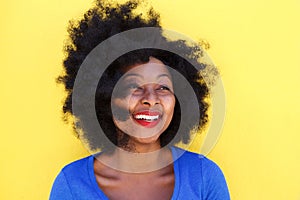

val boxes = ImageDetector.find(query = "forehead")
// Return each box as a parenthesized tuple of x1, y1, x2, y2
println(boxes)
(123, 58, 171, 80)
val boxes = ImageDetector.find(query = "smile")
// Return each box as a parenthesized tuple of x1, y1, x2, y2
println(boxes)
(132, 111, 161, 128)
(134, 114, 159, 121)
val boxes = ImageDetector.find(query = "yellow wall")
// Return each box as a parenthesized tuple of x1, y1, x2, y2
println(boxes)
(1, 0, 299, 199)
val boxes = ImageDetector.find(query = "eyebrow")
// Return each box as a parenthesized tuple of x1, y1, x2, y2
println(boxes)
(123, 73, 171, 79)
(157, 74, 172, 79)
(123, 73, 143, 79)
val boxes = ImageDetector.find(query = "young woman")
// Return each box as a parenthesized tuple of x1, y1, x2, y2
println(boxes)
(50, 1, 230, 199)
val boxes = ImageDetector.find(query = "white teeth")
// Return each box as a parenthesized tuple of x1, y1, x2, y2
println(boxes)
(134, 114, 159, 121)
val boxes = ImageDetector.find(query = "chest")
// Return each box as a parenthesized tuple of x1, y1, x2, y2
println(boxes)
(96, 173, 175, 200)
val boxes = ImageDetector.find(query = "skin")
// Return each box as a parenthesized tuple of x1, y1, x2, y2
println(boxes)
(94, 57, 176, 199)
(112, 57, 176, 153)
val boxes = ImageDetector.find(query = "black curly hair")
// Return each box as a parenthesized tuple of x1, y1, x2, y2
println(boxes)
(57, 0, 210, 152)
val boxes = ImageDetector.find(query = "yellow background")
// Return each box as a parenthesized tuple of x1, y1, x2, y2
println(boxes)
(1, 0, 299, 199)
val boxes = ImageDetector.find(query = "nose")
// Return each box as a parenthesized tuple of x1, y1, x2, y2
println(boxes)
(141, 86, 160, 106)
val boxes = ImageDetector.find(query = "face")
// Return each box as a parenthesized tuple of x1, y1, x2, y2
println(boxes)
(111, 57, 176, 145)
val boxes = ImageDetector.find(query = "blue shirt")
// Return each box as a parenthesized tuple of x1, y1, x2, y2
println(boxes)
(50, 146, 230, 199)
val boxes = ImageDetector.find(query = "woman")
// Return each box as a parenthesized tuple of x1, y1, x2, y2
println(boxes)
(50, 0, 230, 199)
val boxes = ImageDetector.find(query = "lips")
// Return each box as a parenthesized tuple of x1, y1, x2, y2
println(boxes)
(132, 111, 161, 128)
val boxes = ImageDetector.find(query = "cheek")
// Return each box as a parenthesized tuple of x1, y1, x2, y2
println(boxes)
(112, 96, 138, 110)
(127, 96, 141, 112)
(164, 96, 176, 115)
(111, 96, 141, 123)
(111, 98, 132, 122)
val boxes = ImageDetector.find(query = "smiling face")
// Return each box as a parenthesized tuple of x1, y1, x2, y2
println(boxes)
(111, 57, 176, 146)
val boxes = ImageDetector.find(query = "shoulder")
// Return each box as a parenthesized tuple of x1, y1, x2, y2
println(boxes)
(172, 146, 219, 170)
(171, 146, 230, 199)
(60, 155, 92, 175)
(50, 155, 99, 200)
(51, 155, 93, 187)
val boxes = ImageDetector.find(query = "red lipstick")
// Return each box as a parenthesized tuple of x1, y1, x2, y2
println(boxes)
(132, 111, 161, 128)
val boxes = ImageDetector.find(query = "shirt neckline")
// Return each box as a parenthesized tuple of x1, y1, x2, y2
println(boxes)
(88, 146, 180, 200)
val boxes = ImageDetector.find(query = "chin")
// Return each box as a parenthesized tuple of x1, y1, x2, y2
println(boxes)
(133, 134, 161, 145)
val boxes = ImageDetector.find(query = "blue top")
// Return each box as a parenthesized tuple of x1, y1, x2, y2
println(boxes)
(50, 146, 230, 199)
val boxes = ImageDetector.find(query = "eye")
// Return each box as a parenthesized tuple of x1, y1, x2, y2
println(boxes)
(156, 85, 173, 93)
(127, 83, 142, 90)
(157, 85, 170, 91)
(126, 84, 144, 96)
